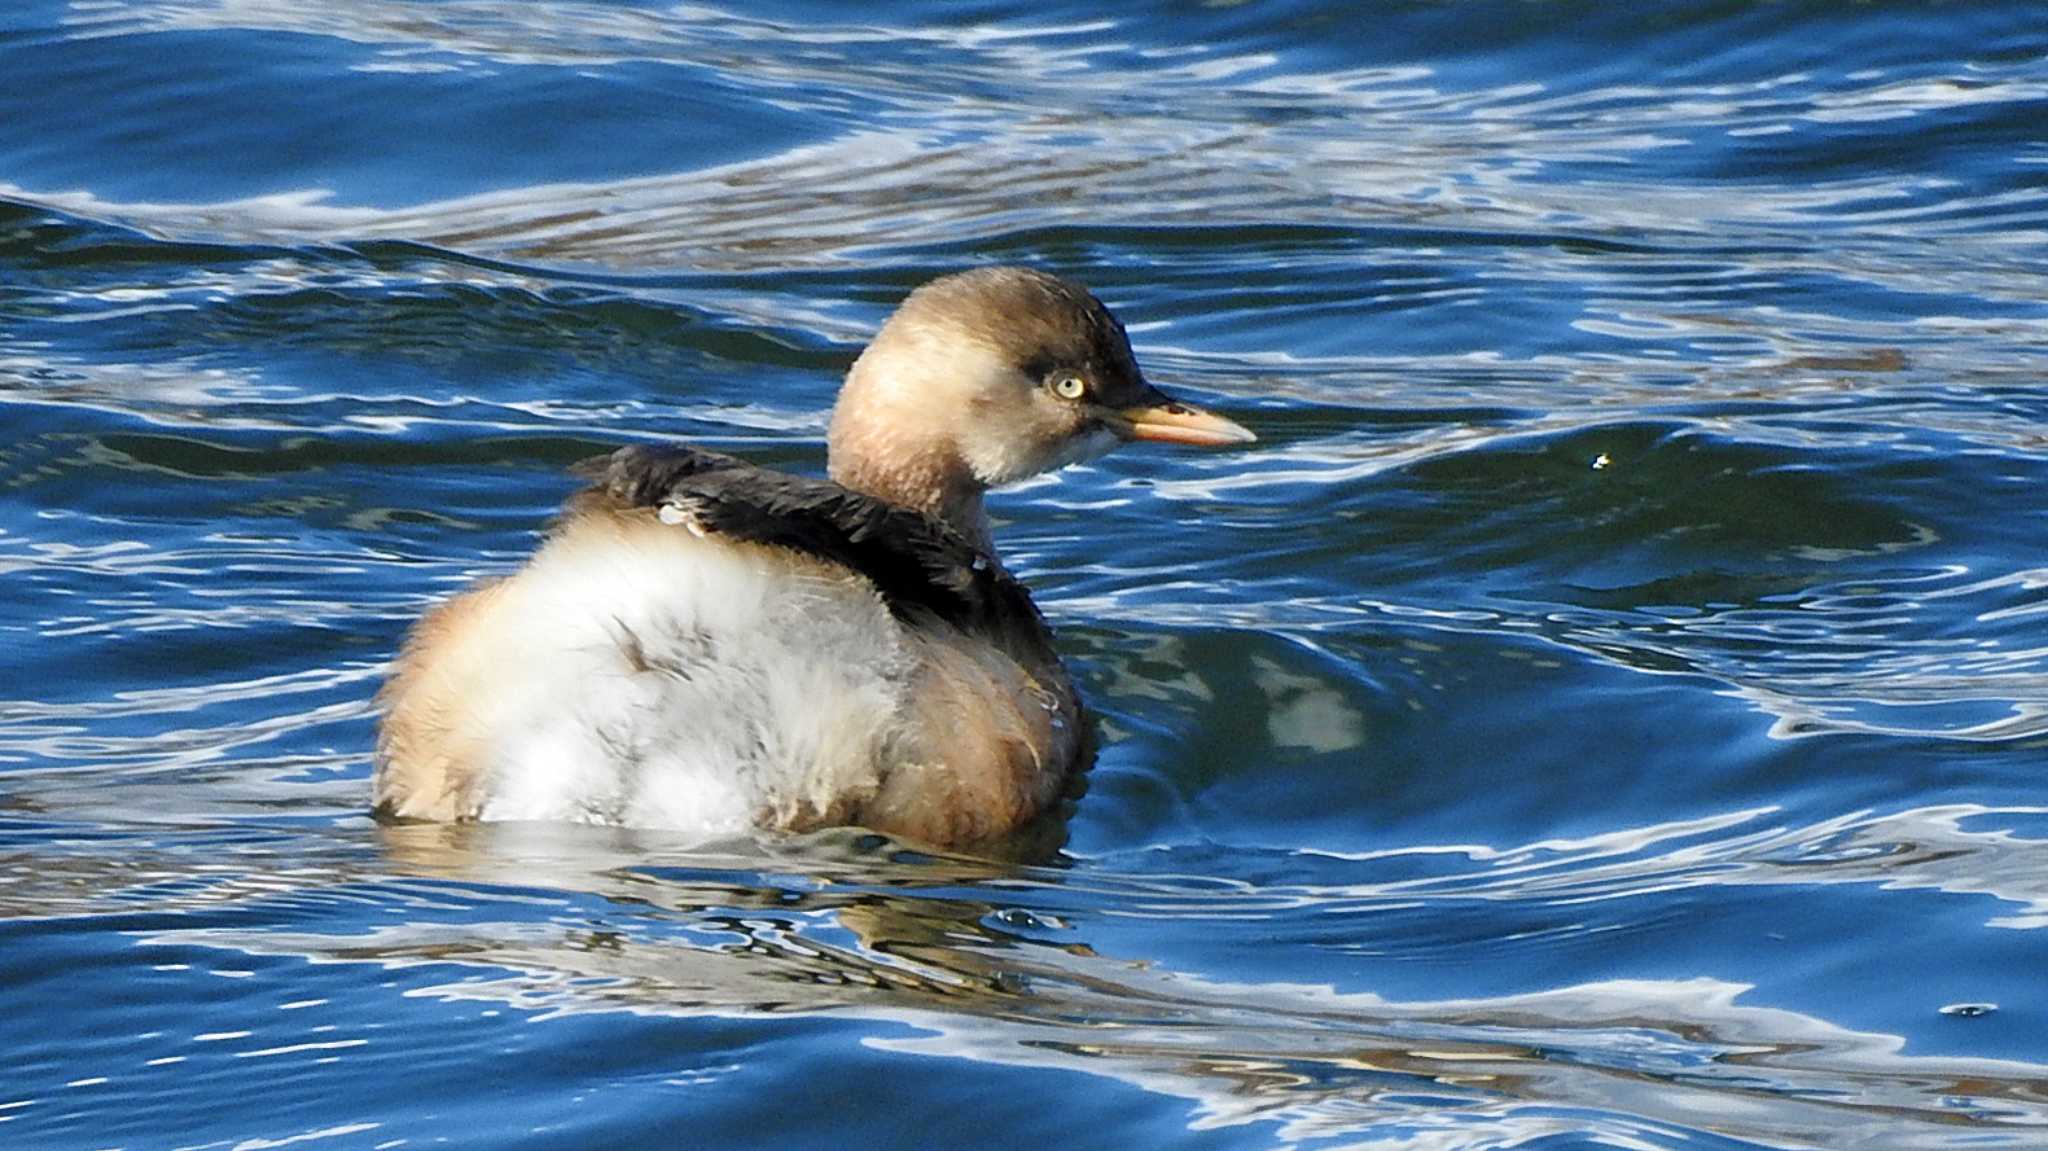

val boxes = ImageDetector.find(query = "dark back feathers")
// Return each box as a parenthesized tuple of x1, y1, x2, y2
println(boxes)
(573, 444, 1051, 652)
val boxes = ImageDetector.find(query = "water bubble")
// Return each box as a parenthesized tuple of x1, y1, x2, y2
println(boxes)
(990, 970, 1031, 995)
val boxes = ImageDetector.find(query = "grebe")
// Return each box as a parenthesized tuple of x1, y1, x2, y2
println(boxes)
(373, 267, 1255, 846)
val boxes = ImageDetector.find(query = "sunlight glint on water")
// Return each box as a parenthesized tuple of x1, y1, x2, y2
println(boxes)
(2, 3, 2047, 1148)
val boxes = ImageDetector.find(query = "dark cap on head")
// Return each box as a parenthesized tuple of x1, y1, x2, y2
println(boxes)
(893, 267, 1151, 406)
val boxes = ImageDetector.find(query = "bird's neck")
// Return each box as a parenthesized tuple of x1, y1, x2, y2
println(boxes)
(829, 427, 994, 553)
(828, 338, 1011, 553)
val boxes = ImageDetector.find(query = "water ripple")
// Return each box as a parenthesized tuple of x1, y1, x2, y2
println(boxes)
(4, 2, 2047, 1147)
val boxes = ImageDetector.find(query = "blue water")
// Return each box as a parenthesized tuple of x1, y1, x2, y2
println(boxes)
(4, 2, 2047, 1147)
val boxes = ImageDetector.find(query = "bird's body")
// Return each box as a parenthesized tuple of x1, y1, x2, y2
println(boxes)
(373, 268, 1252, 846)
(375, 445, 1086, 844)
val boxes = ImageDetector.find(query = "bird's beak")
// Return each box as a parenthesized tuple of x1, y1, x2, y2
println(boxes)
(1108, 388, 1258, 447)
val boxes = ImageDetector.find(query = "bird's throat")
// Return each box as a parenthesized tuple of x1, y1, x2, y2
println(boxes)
(830, 441, 994, 554)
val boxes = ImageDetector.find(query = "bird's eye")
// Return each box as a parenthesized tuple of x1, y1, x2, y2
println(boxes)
(1051, 376, 1088, 400)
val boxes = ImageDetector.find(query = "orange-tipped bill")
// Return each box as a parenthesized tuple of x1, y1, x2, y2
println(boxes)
(1111, 396, 1257, 447)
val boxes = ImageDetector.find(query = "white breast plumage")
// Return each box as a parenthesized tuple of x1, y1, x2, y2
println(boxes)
(378, 512, 914, 834)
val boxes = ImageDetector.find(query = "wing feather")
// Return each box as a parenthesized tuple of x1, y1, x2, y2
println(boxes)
(572, 444, 1044, 643)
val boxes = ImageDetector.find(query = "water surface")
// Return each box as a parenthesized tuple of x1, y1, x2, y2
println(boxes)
(4, 2, 2047, 1148)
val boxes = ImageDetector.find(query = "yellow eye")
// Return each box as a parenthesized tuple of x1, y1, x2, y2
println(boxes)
(1052, 376, 1088, 400)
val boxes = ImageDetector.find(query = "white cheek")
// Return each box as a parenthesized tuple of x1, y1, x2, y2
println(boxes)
(962, 433, 1043, 486)
(1055, 427, 1121, 468)
(969, 424, 1121, 485)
